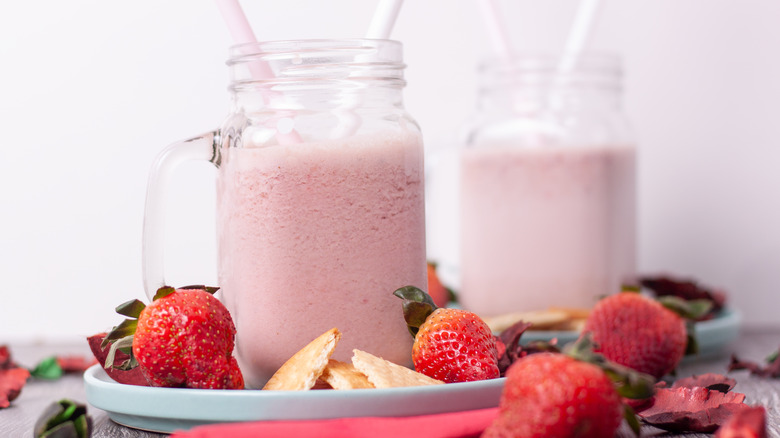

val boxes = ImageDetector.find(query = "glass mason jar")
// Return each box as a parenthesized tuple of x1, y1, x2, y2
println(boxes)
(457, 54, 636, 317)
(143, 39, 425, 388)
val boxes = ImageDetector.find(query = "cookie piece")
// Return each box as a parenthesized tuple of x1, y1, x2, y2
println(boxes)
(481, 309, 570, 333)
(263, 328, 341, 391)
(351, 349, 443, 388)
(321, 359, 374, 390)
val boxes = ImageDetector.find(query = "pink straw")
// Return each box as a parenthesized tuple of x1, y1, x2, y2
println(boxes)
(365, 0, 405, 39)
(476, 0, 513, 59)
(558, 0, 603, 74)
(214, 0, 302, 143)
(215, 0, 274, 79)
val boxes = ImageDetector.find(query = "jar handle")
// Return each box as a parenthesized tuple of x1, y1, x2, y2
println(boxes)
(142, 130, 221, 300)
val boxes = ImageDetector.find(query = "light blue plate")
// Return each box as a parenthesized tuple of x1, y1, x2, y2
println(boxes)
(520, 308, 742, 357)
(84, 365, 505, 433)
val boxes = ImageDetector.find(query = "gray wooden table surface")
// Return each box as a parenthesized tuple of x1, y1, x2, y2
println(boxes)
(2, 329, 779, 437)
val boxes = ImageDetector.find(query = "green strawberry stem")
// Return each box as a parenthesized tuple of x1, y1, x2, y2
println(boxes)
(657, 295, 711, 356)
(657, 295, 713, 320)
(393, 285, 438, 337)
(153, 286, 176, 301)
(104, 335, 136, 371)
(180, 285, 220, 294)
(115, 299, 146, 318)
(623, 404, 642, 437)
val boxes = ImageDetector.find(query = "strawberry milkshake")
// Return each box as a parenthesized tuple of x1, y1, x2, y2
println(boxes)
(141, 39, 426, 389)
(459, 144, 636, 316)
(217, 130, 425, 388)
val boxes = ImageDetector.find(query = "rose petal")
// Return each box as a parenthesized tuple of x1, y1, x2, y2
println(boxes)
(638, 386, 748, 433)
(0, 367, 30, 409)
(673, 373, 737, 393)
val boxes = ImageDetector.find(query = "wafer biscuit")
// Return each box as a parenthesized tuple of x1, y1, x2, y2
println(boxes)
(263, 327, 341, 390)
(351, 349, 443, 388)
(481, 309, 570, 333)
(320, 359, 374, 390)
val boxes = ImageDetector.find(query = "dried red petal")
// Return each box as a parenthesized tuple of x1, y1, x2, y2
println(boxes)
(729, 352, 780, 378)
(495, 321, 562, 376)
(673, 373, 737, 393)
(496, 321, 532, 376)
(715, 405, 767, 438)
(86, 333, 149, 386)
(638, 386, 749, 433)
(56, 356, 98, 373)
(0, 367, 30, 408)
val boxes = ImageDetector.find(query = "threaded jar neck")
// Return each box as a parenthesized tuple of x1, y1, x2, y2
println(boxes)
(227, 39, 406, 94)
(477, 53, 623, 113)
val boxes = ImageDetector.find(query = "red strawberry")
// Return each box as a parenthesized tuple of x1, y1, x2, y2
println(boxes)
(394, 286, 499, 383)
(103, 286, 244, 389)
(426, 262, 450, 308)
(583, 291, 687, 379)
(484, 352, 623, 438)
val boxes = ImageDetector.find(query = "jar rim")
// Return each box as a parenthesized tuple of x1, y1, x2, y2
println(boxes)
(478, 52, 622, 74)
(477, 52, 623, 93)
(226, 38, 406, 90)
(227, 38, 403, 65)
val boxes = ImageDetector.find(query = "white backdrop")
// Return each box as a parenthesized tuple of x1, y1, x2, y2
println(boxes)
(1, 1, 779, 342)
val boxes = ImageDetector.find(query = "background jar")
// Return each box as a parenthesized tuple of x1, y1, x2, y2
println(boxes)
(455, 54, 636, 316)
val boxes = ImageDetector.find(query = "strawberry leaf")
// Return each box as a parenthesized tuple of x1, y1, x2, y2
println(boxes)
(685, 321, 699, 355)
(29, 357, 63, 380)
(623, 404, 641, 437)
(153, 286, 176, 301)
(101, 319, 138, 349)
(621, 284, 641, 293)
(393, 285, 436, 308)
(180, 285, 220, 294)
(104, 335, 135, 370)
(117, 356, 138, 371)
(115, 299, 146, 319)
(393, 285, 437, 336)
(658, 296, 713, 320)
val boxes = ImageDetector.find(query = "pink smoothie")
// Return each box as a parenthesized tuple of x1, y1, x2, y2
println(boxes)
(217, 131, 425, 388)
(459, 145, 636, 316)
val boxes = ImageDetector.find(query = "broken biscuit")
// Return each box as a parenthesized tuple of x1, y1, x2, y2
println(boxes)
(321, 359, 374, 390)
(351, 349, 443, 388)
(263, 327, 341, 391)
(481, 309, 570, 333)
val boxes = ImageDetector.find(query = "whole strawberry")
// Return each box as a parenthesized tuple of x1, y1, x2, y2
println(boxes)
(583, 291, 687, 379)
(394, 286, 499, 383)
(102, 286, 243, 389)
(483, 352, 623, 438)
